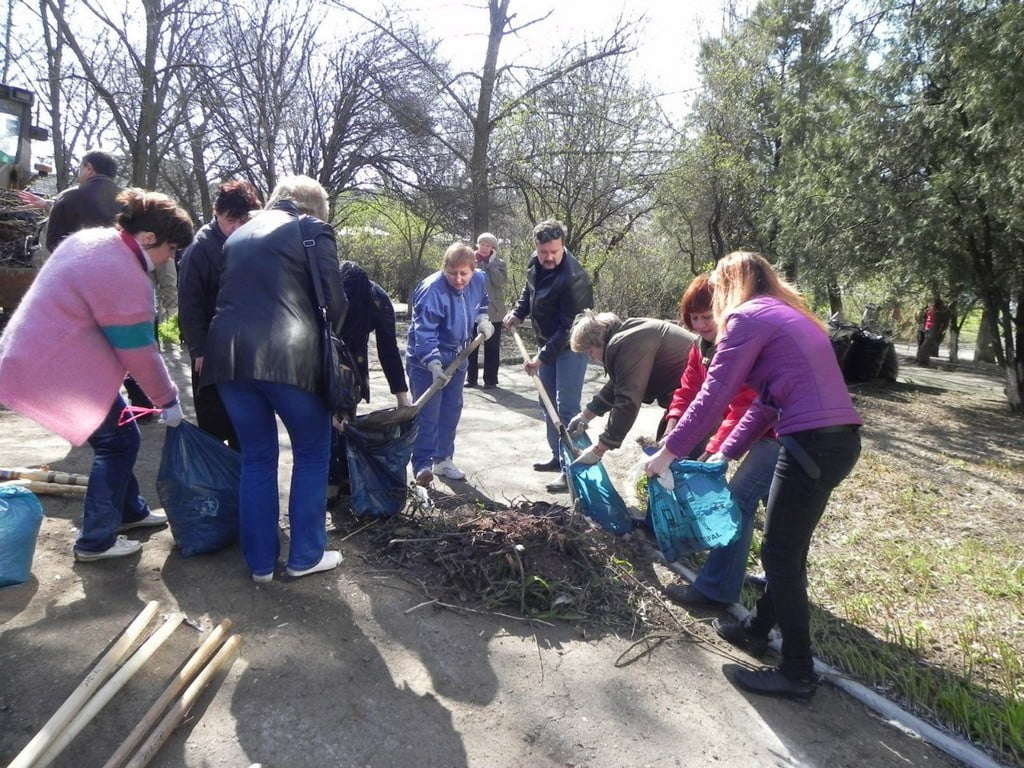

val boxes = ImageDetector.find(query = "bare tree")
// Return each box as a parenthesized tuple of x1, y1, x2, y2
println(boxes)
(334, 0, 635, 236)
(38, 0, 211, 187)
(495, 50, 670, 273)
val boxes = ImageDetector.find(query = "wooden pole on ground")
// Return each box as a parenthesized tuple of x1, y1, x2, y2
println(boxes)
(33, 613, 184, 767)
(101, 619, 232, 768)
(0, 468, 89, 486)
(6, 601, 159, 768)
(122, 634, 242, 768)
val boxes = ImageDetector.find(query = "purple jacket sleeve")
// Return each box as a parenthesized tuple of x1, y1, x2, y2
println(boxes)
(663, 314, 765, 459)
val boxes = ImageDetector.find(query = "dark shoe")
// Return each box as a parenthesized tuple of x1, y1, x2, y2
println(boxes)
(732, 665, 817, 701)
(465, 381, 477, 388)
(713, 618, 770, 658)
(545, 475, 569, 493)
(533, 457, 561, 472)
(482, 382, 497, 390)
(665, 583, 730, 608)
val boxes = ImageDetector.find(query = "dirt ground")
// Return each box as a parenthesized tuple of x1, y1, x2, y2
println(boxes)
(0, 343, 996, 768)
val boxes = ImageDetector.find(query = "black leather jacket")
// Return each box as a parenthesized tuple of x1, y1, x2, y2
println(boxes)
(177, 219, 228, 360)
(203, 201, 347, 396)
(45, 176, 122, 251)
(512, 249, 593, 364)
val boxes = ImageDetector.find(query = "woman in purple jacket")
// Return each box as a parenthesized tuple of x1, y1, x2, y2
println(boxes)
(645, 251, 861, 701)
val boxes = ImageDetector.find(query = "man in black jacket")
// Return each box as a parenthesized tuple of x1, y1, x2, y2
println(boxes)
(503, 219, 593, 493)
(177, 180, 261, 447)
(45, 150, 122, 252)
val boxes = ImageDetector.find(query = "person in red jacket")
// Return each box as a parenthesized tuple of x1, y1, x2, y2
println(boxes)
(661, 273, 780, 608)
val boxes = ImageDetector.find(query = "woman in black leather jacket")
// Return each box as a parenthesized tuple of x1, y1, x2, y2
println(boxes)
(204, 176, 348, 583)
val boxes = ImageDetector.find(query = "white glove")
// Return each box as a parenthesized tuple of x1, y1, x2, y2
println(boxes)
(707, 452, 728, 469)
(396, 391, 412, 408)
(502, 313, 521, 330)
(427, 360, 450, 386)
(567, 412, 590, 437)
(160, 401, 184, 427)
(475, 315, 495, 340)
(573, 445, 603, 466)
(644, 448, 674, 479)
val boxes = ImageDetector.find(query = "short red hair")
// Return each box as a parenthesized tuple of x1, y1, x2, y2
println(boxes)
(679, 273, 713, 331)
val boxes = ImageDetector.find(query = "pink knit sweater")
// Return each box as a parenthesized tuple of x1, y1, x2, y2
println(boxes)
(0, 228, 178, 445)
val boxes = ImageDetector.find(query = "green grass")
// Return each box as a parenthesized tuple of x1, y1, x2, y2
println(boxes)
(157, 314, 180, 345)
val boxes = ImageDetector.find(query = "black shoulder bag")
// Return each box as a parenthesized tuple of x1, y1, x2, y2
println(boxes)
(298, 217, 362, 420)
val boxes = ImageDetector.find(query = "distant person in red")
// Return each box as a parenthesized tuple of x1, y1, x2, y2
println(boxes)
(917, 302, 936, 349)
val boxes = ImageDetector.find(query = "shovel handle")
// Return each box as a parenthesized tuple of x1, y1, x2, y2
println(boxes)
(512, 329, 579, 458)
(360, 332, 486, 428)
(411, 332, 486, 410)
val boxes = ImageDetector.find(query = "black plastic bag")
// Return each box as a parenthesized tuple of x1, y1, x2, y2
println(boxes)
(156, 420, 240, 557)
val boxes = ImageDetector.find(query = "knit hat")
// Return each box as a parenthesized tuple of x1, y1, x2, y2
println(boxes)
(476, 232, 499, 250)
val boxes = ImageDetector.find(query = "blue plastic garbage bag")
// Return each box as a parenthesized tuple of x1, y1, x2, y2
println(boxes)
(560, 433, 632, 535)
(0, 485, 44, 587)
(646, 459, 740, 562)
(156, 421, 240, 557)
(346, 416, 418, 518)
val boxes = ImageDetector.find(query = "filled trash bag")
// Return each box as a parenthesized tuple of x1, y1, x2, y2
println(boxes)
(156, 421, 240, 557)
(560, 433, 632, 535)
(646, 459, 740, 563)
(346, 416, 418, 518)
(0, 485, 44, 587)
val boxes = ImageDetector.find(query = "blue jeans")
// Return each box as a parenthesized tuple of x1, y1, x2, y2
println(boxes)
(218, 380, 331, 575)
(76, 394, 151, 553)
(536, 347, 589, 462)
(407, 362, 467, 473)
(747, 427, 861, 680)
(692, 438, 780, 603)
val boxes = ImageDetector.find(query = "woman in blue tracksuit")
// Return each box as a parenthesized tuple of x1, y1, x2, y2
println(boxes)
(406, 242, 492, 486)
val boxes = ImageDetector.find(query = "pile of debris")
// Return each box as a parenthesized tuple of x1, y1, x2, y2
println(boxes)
(334, 497, 678, 634)
(0, 189, 44, 267)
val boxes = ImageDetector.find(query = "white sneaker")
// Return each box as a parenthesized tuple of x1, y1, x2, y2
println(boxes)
(432, 458, 465, 480)
(252, 571, 274, 584)
(118, 511, 168, 531)
(74, 535, 142, 562)
(286, 550, 342, 578)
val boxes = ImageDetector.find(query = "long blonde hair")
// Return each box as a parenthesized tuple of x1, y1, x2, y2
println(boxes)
(711, 251, 825, 333)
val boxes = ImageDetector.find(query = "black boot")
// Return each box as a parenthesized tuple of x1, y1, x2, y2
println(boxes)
(732, 665, 818, 701)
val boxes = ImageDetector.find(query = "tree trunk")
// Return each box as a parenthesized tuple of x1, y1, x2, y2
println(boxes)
(975, 306, 997, 363)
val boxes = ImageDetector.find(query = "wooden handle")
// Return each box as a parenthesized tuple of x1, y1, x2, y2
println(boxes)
(102, 619, 233, 768)
(7, 601, 160, 768)
(122, 635, 242, 768)
(35, 614, 185, 767)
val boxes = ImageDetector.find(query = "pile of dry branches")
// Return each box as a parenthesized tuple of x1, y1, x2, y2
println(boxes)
(335, 497, 678, 634)
(0, 190, 44, 267)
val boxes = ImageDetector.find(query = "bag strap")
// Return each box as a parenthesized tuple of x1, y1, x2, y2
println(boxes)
(297, 216, 329, 327)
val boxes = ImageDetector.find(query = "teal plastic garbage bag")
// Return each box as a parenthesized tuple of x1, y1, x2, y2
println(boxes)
(646, 459, 740, 562)
(0, 485, 44, 587)
(560, 434, 632, 535)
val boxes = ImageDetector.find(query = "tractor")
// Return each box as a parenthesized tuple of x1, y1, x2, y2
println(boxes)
(0, 83, 50, 326)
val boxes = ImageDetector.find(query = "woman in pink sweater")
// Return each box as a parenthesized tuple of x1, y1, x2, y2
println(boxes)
(0, 189, 194, 561)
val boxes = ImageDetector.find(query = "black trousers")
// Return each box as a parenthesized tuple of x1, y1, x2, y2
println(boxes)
(192, 367, 239, 449)
(748, 426, 861, 679)
(467, 324, 502, 386)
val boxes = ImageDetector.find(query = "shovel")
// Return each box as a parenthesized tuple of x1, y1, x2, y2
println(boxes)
(512, 329, 580, 461)
(358, 332, 486, 428)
